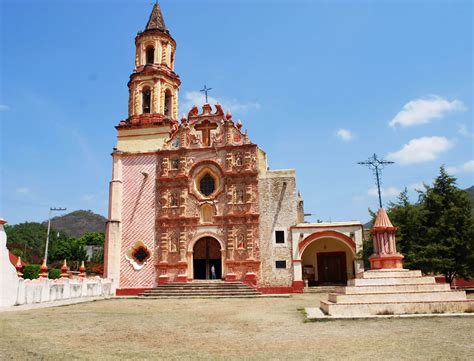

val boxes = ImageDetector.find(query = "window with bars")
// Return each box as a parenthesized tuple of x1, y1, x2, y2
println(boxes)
(199, 173, 215, 196)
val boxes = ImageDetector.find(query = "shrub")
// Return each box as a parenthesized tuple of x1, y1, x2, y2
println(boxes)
(23, 264, 41, 279)
(49, 268, 61, 279)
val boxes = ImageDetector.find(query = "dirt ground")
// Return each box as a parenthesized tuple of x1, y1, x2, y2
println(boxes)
(1, 294, 473, 360)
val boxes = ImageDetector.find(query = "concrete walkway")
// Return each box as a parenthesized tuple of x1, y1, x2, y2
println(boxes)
(305, 306, 474, 321)
(0, 296, 111, 312)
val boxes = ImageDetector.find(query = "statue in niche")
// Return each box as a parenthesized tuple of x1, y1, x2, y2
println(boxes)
(170, 158, 180, 170)
(236, 233, 245, 249)
(170, 192, 178, 207)
(235, 188, 245, 204)
(235, 153, 243, 167)
(169, 233, 179, 253)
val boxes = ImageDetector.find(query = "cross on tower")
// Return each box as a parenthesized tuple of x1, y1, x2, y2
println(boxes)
(358, 153, 394, 209)
(195, 119, 218, 146)
(200, 85, 212, 103)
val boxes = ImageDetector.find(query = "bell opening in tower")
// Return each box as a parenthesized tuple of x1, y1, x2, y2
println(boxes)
(142, 87, 151, 114)
(146, 46, 155, 64)
(164, 90, 172, 116)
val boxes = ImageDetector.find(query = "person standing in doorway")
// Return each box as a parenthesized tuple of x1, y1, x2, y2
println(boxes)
(211, 264, 216, 280)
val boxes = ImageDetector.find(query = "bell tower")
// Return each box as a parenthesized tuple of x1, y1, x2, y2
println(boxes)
(114, 3, 181, 154)
(129, 3, 180, 120)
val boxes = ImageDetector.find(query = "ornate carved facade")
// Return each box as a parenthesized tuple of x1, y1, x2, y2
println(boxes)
(104, 4, 365, 294)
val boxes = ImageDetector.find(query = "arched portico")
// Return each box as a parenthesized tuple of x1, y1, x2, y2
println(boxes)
(296, 231, 357, 286)
(187, 233, 226, 280)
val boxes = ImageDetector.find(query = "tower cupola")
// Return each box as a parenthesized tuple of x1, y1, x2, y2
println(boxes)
(125, 3, 180, 125)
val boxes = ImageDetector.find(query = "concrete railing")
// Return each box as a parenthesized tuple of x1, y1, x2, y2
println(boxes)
(15, 276, 113, 306)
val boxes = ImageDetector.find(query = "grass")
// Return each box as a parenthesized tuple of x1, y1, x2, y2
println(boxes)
(0, 294, 473, 360)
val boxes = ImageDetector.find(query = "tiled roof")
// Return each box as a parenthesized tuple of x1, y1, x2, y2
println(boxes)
(145, 3, 167, 32)
(373, 208, 394, 228)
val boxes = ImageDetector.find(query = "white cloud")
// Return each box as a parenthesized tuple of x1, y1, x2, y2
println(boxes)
(458, 124, 473, 138)
(0, 104, 10, 111)
(387, 136, 453, 165)
(368, 186, 400, 198)
(180, 91, 260, 116)
(408, 183, 424, 192)
(81, 194, 95, 202)
(447, 160, 474, 174)
(389, 96, 466, 127)
(16, 187, 29, 194)
(335, 128, 353, 141)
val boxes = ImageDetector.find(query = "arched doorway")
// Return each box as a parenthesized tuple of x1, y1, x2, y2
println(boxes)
(193, 237, 222, 280)
(299, 231, 356, 286)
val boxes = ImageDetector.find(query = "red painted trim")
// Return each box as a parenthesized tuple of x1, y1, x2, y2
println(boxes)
(257, 283, 304, 294)
(299, 230, 356, 255)
(116, 288, 151, 296)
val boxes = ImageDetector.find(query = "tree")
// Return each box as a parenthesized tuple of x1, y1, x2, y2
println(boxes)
(49, 238, 88, 268)
(387, 188, 424, 270)
(415, 167, 474, 284)
(79, 232, 105, 246)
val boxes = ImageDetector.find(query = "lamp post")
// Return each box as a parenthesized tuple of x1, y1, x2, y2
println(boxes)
(44, 207, 67, 263)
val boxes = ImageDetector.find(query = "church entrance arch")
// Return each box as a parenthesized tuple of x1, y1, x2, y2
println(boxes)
(192, 237, 222, 280)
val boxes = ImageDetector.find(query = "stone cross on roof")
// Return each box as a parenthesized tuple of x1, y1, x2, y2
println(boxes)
(195, 120, 218, 147)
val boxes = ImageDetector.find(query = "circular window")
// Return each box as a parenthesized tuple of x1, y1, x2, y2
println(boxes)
(199, 173, 215, 196)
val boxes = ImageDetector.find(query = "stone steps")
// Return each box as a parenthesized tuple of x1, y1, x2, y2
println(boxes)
(138, 281, 261, 298)
(304, 286, 341, 294)
(349, 276, 436, 286)
(328, 290, 467, 304)
(358, 269, 422, 278)
(341, 283, 451, 294)
(320, 299, 474, 317)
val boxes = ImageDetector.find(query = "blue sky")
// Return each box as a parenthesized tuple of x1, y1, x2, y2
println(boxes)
(1, 0, 472, 225)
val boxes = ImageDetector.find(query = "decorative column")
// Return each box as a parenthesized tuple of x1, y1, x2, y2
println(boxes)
(369, 208, 404, 269)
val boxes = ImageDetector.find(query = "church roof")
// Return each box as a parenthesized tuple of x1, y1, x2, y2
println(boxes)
(373, 208, 394, 229)
(145, 3, 167, 32)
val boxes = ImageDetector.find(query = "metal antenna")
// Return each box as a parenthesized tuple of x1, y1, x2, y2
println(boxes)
(44, 207, 67, 263)
(358, 153, 394, 209)
(200, 85, 212, 103)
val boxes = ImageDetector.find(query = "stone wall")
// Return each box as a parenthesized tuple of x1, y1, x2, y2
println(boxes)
(258, 169, 298, 287)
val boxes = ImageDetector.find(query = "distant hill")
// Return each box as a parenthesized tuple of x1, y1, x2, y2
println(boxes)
(44, 210, 107, 238)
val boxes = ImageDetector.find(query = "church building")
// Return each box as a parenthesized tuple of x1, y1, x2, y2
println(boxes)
(104, 4, 364, 295)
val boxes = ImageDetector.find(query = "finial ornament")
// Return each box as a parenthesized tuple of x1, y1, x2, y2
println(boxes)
(15, 257, 23, 277)
(60, 259, 69, 278)
(39, 259, 49, 278)
(79, 261, 86, 278)
(358, 153, 394, 209)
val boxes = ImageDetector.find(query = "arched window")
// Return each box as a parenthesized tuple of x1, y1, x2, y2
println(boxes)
(199, 173, 215, 196)
(146, 46, 155, 64)
(142, 87, 151, 114)
(164, 90, 172, 117)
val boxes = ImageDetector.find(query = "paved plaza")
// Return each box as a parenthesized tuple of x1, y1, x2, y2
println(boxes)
(1, 294, 473, 360)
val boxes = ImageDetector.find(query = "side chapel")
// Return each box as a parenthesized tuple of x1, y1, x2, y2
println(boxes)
(104, 4, 364, 294)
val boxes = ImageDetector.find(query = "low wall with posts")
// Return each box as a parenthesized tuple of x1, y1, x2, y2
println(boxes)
(1, 218, 114, 308)
(15, 276, 113, 306)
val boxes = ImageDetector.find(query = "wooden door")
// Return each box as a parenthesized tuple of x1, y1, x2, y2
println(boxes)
(317, 252, 347, 284)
